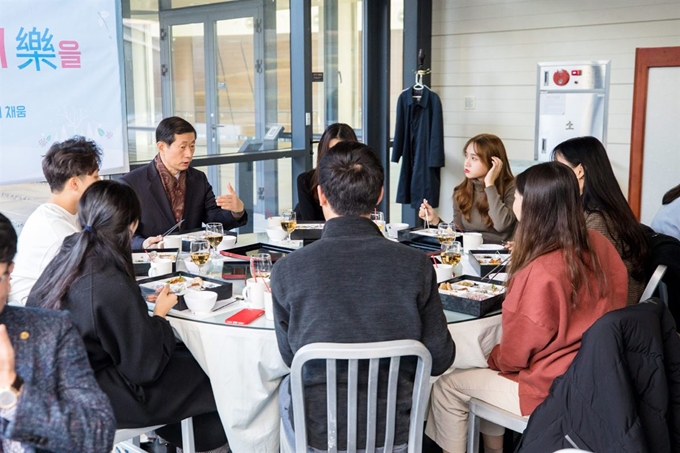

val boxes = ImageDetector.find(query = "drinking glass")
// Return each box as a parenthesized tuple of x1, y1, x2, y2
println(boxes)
(280, 211, 297, 243)
(437, 222, 455, 245)
(251, 253, 273, 279)
(369, 211, 386, 233)
(441, 241, 462, 266)
(189, 239, 211, 276)
(206, 222, 224, 259)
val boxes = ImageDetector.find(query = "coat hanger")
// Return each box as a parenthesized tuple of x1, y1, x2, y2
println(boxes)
(412, 49, 430, 100)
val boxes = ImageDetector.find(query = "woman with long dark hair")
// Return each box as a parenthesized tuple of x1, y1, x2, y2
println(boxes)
(553, 136, 649, 305)
(27, 180, 228, 452)
(295, 123, 358, 220)
(425, 162, 627, 453)
(651, 183, 680, 241)
(419, 133, 516, 243)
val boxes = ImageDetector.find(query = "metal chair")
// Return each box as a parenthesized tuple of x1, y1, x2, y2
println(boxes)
(640, 264, 668, 303)
(467, 398, 529, 453)
(113, 418, 195, 453)
(281, 340, 433, 453)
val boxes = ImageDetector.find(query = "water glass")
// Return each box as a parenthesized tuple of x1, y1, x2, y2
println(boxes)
(370, 211, 386, 233)
(251, 253, 273, 279)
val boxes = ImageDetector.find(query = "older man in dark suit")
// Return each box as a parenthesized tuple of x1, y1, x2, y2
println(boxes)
(0, 213, 116, 452)
(121, 116, 249, 249)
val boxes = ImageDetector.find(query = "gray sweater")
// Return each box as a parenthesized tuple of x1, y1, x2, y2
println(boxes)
(271, 216, 455, 450)
(453, 179, 517, 243)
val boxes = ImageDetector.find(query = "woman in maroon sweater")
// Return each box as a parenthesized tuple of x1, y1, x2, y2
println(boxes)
(425, 162, 628, 453)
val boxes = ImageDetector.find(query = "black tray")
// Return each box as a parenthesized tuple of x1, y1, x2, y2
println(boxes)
(137, 272, 233, 311)
(290, 221, 324, 245)
(132, 248, 180, 277)
(397, 227, 464, 248)
(403, 241, 441, 253)
(438, 275, 505, 317)
(219, 242, 296, 279)
(469, 250, 511, 276)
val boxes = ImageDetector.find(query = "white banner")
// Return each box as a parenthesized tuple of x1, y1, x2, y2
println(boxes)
(0, 0, 128, 184)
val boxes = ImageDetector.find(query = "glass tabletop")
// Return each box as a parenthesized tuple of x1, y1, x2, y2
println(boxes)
(157, 231, 501, 329)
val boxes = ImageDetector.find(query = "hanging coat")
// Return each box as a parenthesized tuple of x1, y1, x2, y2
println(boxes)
(391, 86, 445, 208)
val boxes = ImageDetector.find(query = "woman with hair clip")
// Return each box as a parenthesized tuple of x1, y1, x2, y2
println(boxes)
(295, 123, 358, 221)
(27, 180, 229, 452)
(419, 133, 516, 243)
(553, 136, 649, 305)
(425, 162, 627, 453)
(651, 183, 680, 241)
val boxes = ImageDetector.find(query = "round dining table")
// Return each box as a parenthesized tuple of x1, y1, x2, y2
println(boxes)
(152, 232, 502, 453)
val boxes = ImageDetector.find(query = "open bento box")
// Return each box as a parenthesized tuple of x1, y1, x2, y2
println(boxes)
(137, 272, 233, 311)
(132, 249, 180, 276)
(218, 242, 296, 279)
(438, 275, 505, 317)
(469, 250, 511, 276)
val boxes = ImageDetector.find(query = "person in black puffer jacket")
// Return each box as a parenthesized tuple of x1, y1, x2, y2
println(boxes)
(516, 299, 680, 453)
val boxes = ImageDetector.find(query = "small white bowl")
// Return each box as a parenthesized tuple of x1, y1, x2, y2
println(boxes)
(475, 244, 506, 250)
(183, 290, 217, 314)
(184, 258, 200, 274)
(217, 235, 237, 251)
(266, 228, 288, 242)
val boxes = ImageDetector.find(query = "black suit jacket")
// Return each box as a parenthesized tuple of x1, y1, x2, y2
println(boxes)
(121, 161, 248, 249)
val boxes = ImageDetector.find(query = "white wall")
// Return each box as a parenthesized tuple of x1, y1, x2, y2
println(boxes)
(430, 0, 680, 222)
(640, 66, 680, 224)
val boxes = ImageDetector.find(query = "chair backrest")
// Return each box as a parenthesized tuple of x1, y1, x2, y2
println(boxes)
(640, 264, 668, 302)
(289, 340, 433, 453)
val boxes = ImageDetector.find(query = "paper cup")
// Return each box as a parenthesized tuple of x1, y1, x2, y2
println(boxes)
(386, 222, 409, 238)
(148, 259, 173, 277)
(434, 264, 453, 283)
(162, 235, 182, 249)
(463, 232, 483, 254)
(241, 278, 270, 309)
(264, 291, 274, 320)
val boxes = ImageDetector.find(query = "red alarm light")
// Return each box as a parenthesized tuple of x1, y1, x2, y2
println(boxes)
(553, 69, 570, 86)
(571, 70, 582, 76)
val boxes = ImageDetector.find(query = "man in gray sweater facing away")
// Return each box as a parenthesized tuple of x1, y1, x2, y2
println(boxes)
(271, 141, 455, 452)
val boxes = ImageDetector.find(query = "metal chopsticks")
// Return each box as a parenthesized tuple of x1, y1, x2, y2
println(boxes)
(162, 218, 185, 237)
(481, 255, 512, 281)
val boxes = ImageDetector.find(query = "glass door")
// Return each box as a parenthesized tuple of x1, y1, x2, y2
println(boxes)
(160, 3, 263, 158)
(160, 3, 266, 233)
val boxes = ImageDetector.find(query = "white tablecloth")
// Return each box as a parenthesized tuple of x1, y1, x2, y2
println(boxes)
(168, 316, 288, 453)
(448, 314, 502, 369)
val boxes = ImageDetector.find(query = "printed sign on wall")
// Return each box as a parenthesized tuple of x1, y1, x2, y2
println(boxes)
(0, 0, 127, 184)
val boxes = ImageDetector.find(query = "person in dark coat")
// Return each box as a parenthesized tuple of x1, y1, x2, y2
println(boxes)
(0, 213, 116, 452)
(392, 86, 445, 209)
(121, 116, 248, 250)
(516, 299, 680, 452)
(273, 142, 455, 451)
(294, 123, 358, 221)
(27, 180, 228, 452)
